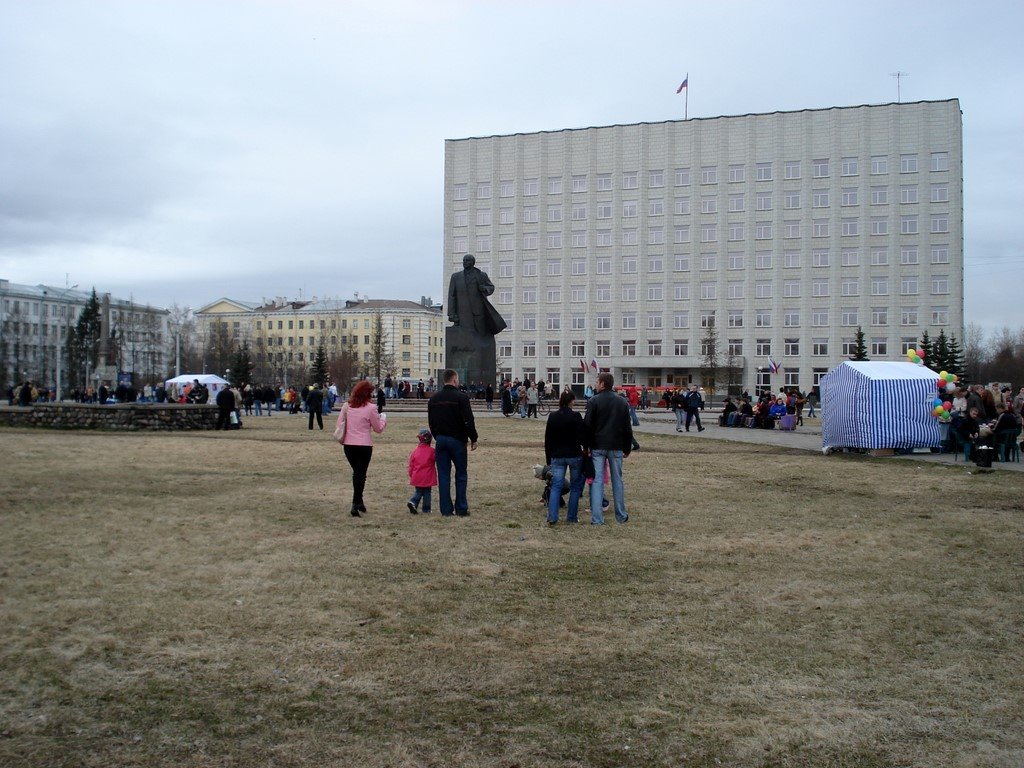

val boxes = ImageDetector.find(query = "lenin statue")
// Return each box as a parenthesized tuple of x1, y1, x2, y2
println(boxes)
(445, 254, 506, 388)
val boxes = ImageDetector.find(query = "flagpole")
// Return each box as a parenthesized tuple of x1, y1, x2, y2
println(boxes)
(685, 72, 688, 120)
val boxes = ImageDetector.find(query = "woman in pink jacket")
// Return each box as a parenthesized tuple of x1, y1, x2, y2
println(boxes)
(335, 380, 387, 517)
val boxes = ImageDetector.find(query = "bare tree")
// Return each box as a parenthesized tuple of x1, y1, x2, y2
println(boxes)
(962, 322, 985, 384)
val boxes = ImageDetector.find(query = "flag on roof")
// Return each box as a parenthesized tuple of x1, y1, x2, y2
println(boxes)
(676, 75, 688, 94)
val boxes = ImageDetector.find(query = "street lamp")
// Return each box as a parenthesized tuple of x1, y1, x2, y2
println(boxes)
(42, 284, 78, 402)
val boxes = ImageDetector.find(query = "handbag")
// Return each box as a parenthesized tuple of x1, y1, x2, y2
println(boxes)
(333, 403, 349, 443)
(581, 454, 596, 479)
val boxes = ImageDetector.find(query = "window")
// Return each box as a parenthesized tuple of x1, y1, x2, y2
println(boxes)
(674, 197, 691, 215)
(596, 259, 612, 274)
(523, 288, 537, 303)
(871, 217, 888, 236)
(756, 251, 772, 269)
(900, 247, 919, 266)
(621, 200, 638, 219)
(784, 338, 800, 356)
(453, 210, 468, 227)
(932, 276, 949, 294)
(597, 173, 612, 191)
(870, 248, 888, 266)
(813, 219, 830, 238)
(756, 339, 772, 356)
(546, 232, 562, 248)
(571, 315, 586, 330)
(755, 221, 772, 239)
(476, 209, 492, 226)
(673, 311, 689, 329)
(900, 338, 918, 354)
(523, 260, 538, 277)
(498, 235, 514, 251)
(841, 157, 858, 176)
(596, 314, 611, 330)
(499, 180, 514, 197)
(931, 246, 949, 264)
(701, 224, 718, 243)
(674, 339, 689, 355)
(571, 230, 587, 248)
(871, 338, 888, 356)
(727, 339, 743, 356)
(727, 281, 744, 299)
(649, 169, 664, 187)
(497, 289, 512, 304)
(622, 314, 637, 329)
(698, 253, 716, 271)
(524, 178, 539, 196)
(755, 281, 772, 299)
(931, 183, 949, 203)
(622, 171, 638, 189)
(700, 196, 717, 214)
(453, 235, 467, 251)
(841, 278, 859, 297)
(871, 278, 889, 296)
(453, 183, 468, 200)
(728, 309, 744, 327)
(756, 191, 772, 211)
(649, 199, 664, 216)
(813, 189, 830, 208)
(841, 187, 859, 206)
(595, 340, 611, 356)
(596, 285, 611, 302)
(728, 194, 745, 213)
(596, 229, 612, 246)
(649, 227, 665, 245)
(522, 342, 536, 356)
(701, 166, 718, 184)
(812, 308, 829, 326)
(784, 221, 800, 239)
(648, 256, 664, 273)
(548, 205, 562, 222)
(728, 252, 744, 270)
(621, 258, 637, 273)
(729, 222, 745, 241)
(571, 286, 587, 303)
(546, 341, 560, 357)
(871, 187, 888, 205)
(901, 276, 919, 295)
(784, 191, 801, 209)
(841, 218, 858, 237)
(757, 162, 773, 181)
(783, 279, 801, 298)
(673, 284, 690, 300)
(813, 159, 830, 178)
(728, 164, 745, 183)
(812, 278, 830, 297)
(476, 235, 491, 251)
(476, 181, 491, 198)
(622, 285, 637, 302)
(546, 288, 561, 303)
(755, 310, 772, 327)
(568, 259, 586, 276)
(901, 307, 918, 326)
(523, 205, 539, 223)
(931, 152, 949, 172)
(522, 315, 537, 330)
(900, 154, 918, 174)
(871, 307, 888, 325)
(593, 202, 612, 221)
(571, 203, 587, 222)
(674, 225, 691, 244)
(547, 314, 561, 331)
(784, 310, 800, 327)
(700, 282, 717, 300)
(648, 285, 664, 301)
(931, 306, 949, 324)
(674, 255, 691, 271)
(784, 161, 800, 180)
(647, 313, 663, 329)
(812, 249, 830, 267)
(700, 310, 716, 328)
(841, 338, 856, 356)
(901, 215, 918, 234)
(648, 340, 663, 355)
(675, 167, 691, 186)
(620, 229, 637, 246)
(871, 156, 888, 175)
(571, 175, 588, 193)
(546, 177, 562, 195)
(931, 214, 949, 233)
(900, 185, 918, 205)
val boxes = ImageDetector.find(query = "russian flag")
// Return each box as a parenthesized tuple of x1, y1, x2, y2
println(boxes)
(590, 358, 599, 371)
(676, 75, 688, 94)
(768, 356, 781, 374)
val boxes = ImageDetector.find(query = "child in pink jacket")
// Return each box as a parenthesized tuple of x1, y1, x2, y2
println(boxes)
(407, 429, 437, 514)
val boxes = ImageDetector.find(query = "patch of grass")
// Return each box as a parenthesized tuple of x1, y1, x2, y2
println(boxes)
(0, 416, 1021, 767)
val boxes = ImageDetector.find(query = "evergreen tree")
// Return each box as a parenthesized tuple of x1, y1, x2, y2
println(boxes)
(309, 343, 329, 385)
(933, 330, 950, 373)
(228, 343, 254, 387)
(851, 326, 869, 360)
(70, 289, 102, 388)
(947, 334, 965, 380)
(919, 330, 932, 364)
(700, 319, 719, 393)
(369, 310, 395, 384)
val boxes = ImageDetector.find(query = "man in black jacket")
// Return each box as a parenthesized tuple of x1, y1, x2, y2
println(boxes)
(583, 372, 633, 525)
(684, 385, 705, 432)
(306, 384, 324, 430)
(544, 389, 586, 525)
(427, 369, 478, 517)
(215, 386, 236, 430)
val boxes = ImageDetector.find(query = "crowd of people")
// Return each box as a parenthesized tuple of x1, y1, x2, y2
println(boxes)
(949, 384, 1023, 460)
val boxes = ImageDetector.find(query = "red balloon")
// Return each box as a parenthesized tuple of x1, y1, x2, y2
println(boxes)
(943, 401, 952, 411)
(917, 349, 926, 359)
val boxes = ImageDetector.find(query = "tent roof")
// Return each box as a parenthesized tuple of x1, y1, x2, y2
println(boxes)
(833, 361, 939, 381)
(165, 374, 230, 386)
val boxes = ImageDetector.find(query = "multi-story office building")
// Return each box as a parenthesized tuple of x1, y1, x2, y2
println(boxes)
(0, 279, 168, 391)
(196, 295, 445, 384)
(443, 99, 963, 393)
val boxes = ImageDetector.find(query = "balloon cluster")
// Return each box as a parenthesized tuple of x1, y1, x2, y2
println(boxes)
(931, 370, 959, 422)
(906, 347, 927, 365)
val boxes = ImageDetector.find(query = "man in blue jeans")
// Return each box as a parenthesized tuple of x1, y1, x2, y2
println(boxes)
(427, 368, 478, 517)
(584, 372, 634, 524)
(543, 389, 587, 525)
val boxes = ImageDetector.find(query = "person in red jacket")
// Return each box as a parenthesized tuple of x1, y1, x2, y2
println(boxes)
(407, 429, 437, 514)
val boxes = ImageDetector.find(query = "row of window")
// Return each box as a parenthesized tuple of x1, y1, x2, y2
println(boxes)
(452, 154, 952, 199)
(252, 318, 419, 331)
(454, 213, 952, 251)
(254, 333, 423, 347)
(500, 305, 950, 332)
(453, 184, 951, 226)
(256, 351, 417, 364)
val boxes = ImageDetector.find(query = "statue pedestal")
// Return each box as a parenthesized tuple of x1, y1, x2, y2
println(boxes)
(445, 327, 496, 390)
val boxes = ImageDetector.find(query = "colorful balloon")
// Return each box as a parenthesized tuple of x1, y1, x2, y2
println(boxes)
(917, 349, 926, 359)
(939, 370, 949, 379)
(946, 382, 956, 393)
(943, 401, 952, 411)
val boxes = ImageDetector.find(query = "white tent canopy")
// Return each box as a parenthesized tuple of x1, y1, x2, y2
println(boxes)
(164, 374, 231, 399)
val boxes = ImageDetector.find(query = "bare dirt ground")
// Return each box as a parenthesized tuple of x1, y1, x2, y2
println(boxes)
(1, 414, 1021, 767)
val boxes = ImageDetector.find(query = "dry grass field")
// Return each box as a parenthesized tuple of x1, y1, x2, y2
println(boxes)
(1, 413, 1021, 768)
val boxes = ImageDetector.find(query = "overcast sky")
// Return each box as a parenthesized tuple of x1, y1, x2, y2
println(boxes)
(1, 1, 1021, 333)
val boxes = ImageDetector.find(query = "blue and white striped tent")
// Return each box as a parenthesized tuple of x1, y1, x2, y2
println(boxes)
(821, 361, 942, 451)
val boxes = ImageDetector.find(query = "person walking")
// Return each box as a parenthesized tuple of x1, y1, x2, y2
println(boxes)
(583, 372, 633, 525)
(406, 429, 437, 514)
(335, 380, 387, 517)
(544, 389, 586, 525)
(485, 383, 494, 411)
(427, 369, 478, 517)
(526, 381, 539, 419)
(306, 384, 324, 430)
(685, 385, 705, 432)
(215, 385, 236, 430)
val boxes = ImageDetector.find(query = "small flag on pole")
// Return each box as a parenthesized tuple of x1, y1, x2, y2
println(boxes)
(768, 356, 781, 374)
(590, 358, 599, 371)
(580, 359, 587, 372)
(676, 75, 688, 94)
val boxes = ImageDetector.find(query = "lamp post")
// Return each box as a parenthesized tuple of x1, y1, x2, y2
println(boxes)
(43, 284, 78, 402)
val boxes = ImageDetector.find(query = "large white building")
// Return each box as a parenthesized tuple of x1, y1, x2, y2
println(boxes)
(443, 99, 963, 394)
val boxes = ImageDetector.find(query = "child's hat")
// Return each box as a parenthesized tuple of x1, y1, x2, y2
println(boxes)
(417, 429, 432, 444)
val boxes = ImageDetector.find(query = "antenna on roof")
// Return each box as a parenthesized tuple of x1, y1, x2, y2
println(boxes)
(889, 71, 909, 103)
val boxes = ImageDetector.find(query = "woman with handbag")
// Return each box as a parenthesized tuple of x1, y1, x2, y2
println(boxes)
(334, 380, 387, 517)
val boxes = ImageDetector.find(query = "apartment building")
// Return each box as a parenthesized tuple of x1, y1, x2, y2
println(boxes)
(196, 295, 445, 384)
(443, 99, 963, 393)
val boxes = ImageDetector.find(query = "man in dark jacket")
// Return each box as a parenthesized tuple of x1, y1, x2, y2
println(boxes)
(685, 385, 705, 432)
(215, 385, 236, 430)
(306, 384, 324, 430)
(427, 369, 478, 517)
(544, 389, 586, 525)
(583, 372, 633, 525)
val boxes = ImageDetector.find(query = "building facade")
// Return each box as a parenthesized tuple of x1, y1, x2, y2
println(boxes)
(0, 279, 168, 391)
(443, 100, 963, 394)
(195, 295, 445, 385)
